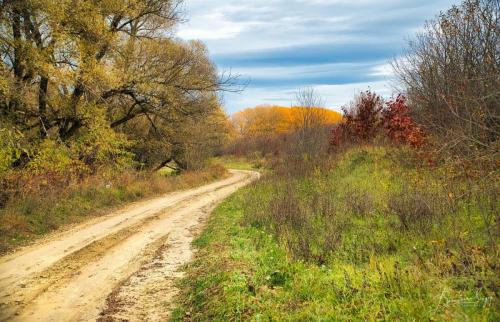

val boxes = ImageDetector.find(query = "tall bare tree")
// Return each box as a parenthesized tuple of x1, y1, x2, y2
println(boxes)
(290, 88, 330, 161)
(294, 87, 328, 131)
(394, 0, 499, 166)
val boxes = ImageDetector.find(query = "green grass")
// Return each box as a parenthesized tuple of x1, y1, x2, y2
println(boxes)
(158, 167, 178, 176)
(210, 156, 264, 171)
(172, 147, 499, 321)
(0, 165, 228, 254)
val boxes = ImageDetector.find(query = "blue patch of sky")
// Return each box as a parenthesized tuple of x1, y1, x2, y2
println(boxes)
(178, 0, 460, 113)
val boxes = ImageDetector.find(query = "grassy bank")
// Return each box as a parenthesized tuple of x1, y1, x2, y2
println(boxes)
(210, 155, 265, 171)
(0, 165, 228, 254)
(172, 147, 498, 321)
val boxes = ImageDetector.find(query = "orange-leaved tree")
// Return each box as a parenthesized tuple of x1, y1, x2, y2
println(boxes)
(232, 105, 342, 138)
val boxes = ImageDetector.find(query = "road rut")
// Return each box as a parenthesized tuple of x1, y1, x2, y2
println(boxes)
(0, 170, 259, 321)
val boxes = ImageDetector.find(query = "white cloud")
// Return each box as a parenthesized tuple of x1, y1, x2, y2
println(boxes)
(370, 63, 394, 77)
(223, 80, 397, 114)
(177, 0, 459, 112)
(178, 12, 246, 40)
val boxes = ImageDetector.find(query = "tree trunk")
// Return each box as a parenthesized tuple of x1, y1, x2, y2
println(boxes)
(38, 76, 49, 138)
(11, 9, 24, 79)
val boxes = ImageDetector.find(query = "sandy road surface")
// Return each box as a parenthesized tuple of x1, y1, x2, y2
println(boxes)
(0, 170, 259, 322)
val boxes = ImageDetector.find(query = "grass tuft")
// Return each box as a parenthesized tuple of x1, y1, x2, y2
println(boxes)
(171, 146, 499, 321)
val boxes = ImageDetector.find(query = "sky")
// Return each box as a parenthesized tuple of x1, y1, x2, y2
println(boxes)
(177, 0, 459, 113)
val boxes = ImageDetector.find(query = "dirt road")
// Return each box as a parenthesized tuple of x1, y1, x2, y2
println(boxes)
(0, 170, 259, 322)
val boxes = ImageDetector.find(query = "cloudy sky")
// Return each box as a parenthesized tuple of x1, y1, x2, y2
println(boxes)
(177, 0, 458, 113)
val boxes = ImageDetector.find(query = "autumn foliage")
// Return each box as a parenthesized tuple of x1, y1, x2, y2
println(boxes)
(228, 105, 342, 157)
(382, 95, 425, 148)
(232, 105, 343, 138)
(330, 91, 424, 149)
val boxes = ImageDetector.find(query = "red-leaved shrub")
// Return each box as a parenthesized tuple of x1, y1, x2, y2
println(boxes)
(382, 95, 425, 148)
(330, 92, 425, 150)
(343, 91, 383, 142)
(330, 91, 383, 148)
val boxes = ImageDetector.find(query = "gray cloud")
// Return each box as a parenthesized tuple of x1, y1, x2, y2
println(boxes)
(178, 0, 460, 113)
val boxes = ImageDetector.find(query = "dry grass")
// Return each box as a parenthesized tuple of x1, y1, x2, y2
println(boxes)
(0, 164, 227, 254)
(172, 146, 499, 321)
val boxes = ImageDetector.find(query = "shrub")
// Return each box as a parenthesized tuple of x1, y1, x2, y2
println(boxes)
(386, 173, 467, 234)
(331, 92, 426, 150)
(0, 114, 136, 206)
(245, 176, 349, 264)
(343, 189, 374, 217)
(394, 0, 499, 168)
(382, 95, 425, 148)
(0, 126, 25, 173)
(330, 91, 383, 148)
(388, 190, 437, 232)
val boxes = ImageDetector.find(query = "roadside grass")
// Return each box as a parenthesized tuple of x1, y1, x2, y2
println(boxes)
(158, 167, 178, 176)
(210, 155, 264, 171)
(172, 147, 499, 321)
(0, 164, 228, 254)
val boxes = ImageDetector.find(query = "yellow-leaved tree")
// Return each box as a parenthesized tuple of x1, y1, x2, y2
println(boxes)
(0, 0, 234, 176)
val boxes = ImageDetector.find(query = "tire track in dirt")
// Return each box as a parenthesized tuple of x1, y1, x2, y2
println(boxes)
(0, 170, 247, 286)
(0, 170, 259, 322)
(97, 203, 218, 322)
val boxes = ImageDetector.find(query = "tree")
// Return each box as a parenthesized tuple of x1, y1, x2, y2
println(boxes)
(293, 87, 328, 132)
(232, 106, 288, 138)
(393, 0, 499, 162)
(174, 104, 232, 170)
(229, 102, 342, 156)
(0, 0, 235, 171)
(340, 90, 383, 143)
(290, 88, 333, 159)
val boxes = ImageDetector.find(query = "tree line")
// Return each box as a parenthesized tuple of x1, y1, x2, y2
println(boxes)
(229, 0, 498, 181)
(227, 89, 342, 159)
(0, 0, 234, 179)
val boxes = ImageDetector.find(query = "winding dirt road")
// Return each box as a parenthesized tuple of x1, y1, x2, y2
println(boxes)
(0, 170, 259, 322)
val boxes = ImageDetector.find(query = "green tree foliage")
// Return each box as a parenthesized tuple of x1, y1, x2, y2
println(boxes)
(0, 125, 23, 172)
(0, 0, 232, 175)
